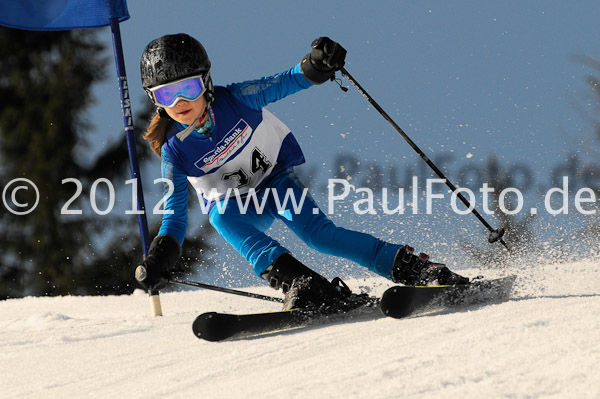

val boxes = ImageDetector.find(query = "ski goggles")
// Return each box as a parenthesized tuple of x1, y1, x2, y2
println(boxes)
(147, 75, 207, 108)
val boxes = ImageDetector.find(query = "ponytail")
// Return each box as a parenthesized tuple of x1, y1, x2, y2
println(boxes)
(143, 108, 170, 157)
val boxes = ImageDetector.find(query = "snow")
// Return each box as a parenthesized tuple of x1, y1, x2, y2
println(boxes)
(2, 260, 599, 399)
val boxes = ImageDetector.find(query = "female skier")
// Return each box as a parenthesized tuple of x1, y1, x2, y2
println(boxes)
(135, 33, 468, 309)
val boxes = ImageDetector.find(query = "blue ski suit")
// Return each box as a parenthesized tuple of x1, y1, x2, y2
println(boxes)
(158, 63, 400, 279)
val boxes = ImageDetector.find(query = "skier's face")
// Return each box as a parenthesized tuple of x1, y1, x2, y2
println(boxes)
(164, 95, 207, 127)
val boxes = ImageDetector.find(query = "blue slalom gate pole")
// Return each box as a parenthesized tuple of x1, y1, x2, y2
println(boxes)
(109, 18, 161, 315)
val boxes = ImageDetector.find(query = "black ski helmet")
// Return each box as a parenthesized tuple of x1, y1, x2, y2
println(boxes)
(140, 33, 214, 105)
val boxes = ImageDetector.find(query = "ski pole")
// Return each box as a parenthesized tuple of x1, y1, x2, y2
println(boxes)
(171, 278, 284, 303)
(339, 67, 509, 251)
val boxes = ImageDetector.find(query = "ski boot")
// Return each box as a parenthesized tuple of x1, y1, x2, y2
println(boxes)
(261, 253, 369, 312)
(392, 245, 469, 286)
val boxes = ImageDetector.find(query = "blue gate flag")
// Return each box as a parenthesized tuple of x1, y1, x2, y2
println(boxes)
(0, 0, 129, 31)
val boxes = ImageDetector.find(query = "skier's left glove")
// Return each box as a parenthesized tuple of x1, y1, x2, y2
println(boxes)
(135, 234, 182, 291)
(301, 36, 347, 84)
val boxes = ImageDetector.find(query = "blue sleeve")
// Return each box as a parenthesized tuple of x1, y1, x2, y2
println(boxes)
(226, 63, 313, 111)
(158, 152, 189, 245)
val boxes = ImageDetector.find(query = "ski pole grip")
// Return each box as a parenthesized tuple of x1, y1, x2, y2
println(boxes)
(149, 289, 163, 317)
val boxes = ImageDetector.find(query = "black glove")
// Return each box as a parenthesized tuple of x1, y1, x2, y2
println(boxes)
(301, 36, 347, 85)
(135, 234, 182, 291)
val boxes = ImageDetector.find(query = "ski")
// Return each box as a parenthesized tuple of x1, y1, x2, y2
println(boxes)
(192, 276, 516, 341)
(380, 275, 516, 319)
(192, 297, 380, 342)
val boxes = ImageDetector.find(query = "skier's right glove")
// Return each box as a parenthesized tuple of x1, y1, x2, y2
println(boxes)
(135, 234, 182, 291)
(301, 36, 347, 84)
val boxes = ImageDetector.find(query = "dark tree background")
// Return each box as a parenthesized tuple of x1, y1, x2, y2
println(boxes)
(0, 27, 211, 299)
